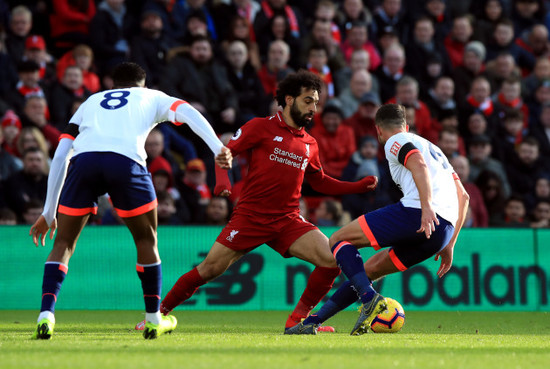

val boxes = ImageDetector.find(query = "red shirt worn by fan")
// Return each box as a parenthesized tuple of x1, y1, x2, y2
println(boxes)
(216, 112, 377, 217)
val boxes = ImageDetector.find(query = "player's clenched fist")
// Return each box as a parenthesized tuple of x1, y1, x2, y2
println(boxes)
(360, 175, 378, 192)
(215, 147, 233, 169)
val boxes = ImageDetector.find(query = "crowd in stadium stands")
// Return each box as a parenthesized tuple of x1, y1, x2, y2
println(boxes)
(1, 0, 550, 229)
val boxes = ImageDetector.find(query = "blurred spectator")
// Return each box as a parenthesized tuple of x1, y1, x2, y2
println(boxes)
(450, 155, 489, 227)
(205, 196, 231, 225)
(224, 40, 268, 126)
(89, 0, 137, 75)
(2, 147, 48, 221)
(493, 76, 529, 126)
(49, 0, 96, 56)
(141, 0, 187, 42)
(341, 135, 394, 218)
(145, 128, 176, 183)
(493, 109, 526, 163)
(486, 19, 535, 73)
(491, 194, 530, 227)
(524, 175, 550, 211)
(334, 49, 380, 97)
(311, 0, 342, 46)
(405, 16, 451, 85)
(306, 44, 335, 98)
(465, 112, 490, 143)
(49, 65, 91, 129)
(506, 136, 550, 197)
(468, 134, 511, 196)
(475, 169, 507, 223)
(21, 198, 43, 225)
(257, 39, 294, 98)
(16, 126, 50, 162)
(176, 158, 211, 223)
(371, 0, 407, 43)
(529, 198, 550, 228)
(0, 206, 16, 225)
(387, 76, 434, 137)
(3, 60, 47, 118)
(310, 101, 355, 179)
(459, 76, 499, 134)
(257, 13, 301, 69)
(523, 57, 550, 100)
(515, 24, 550, 60)
(340, 21, 381, 71)
(181, 9, 213, 47)
(473, 0, 506, 44)
(425, 76, 457, 122)
(220, 15, 261, 71)
(5, 5, 33, 65)
(254, 0, 305, 53)
(213, 1, 261, 47)
(484, 52, 521, 94)
(0, 25, 18, 97)
(444, 14, 474, 68)
(1, 110, 21, 157)
(181, 0, 218, 42)
(21, 35, 56, 84)
(20, 96, 61, 155)
(314, 197, 350, 227)
(343, 92, 380, 147)
(0, 124, 22, 182)
(338, 69, 374, 119)
(530, 103, 550, 160)
(512, 0, 546, 36)
(373, 43, 405, 103)
(438, 127, 462, 159)
(129, 9, 178, 89)
(156, 190, 182, 225)
(453, 41, 487, 104)
(423, 0, 452, 41)
(160, 35, 238, 135)
(56, 44, 100, 93)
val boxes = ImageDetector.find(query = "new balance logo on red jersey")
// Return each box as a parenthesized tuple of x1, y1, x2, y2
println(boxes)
(273, 136, 283, 142)
(226, 230, 239, 242)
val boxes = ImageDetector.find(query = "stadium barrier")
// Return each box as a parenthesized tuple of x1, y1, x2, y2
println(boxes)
(2, 226, 549, 311)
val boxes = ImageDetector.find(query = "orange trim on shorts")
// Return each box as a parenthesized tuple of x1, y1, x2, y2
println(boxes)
(403, 149, 420, 166)
(169, 100, 188, 126)
(58, 264, 68, 274)
(332, 241, 351, 258)
(42, 293, 57, 302)
(59, 133, 75, 141)
(136, 265, 144, 273)
(115, 199, 158, 218)
(358, 216, 380, 250)
(58, 205, 98, 216)
(389, 249, 407, 271)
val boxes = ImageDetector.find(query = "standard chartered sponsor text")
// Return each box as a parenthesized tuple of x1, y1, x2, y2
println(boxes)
(270, 147, 303, 168)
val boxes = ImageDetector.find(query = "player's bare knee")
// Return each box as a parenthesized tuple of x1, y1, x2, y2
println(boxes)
(197, 260, 226, 281)
(328, 231, 346, 247)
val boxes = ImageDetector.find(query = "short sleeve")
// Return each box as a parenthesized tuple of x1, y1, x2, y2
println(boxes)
(68, 103, 85, 126)
(385, 133, 419, 167)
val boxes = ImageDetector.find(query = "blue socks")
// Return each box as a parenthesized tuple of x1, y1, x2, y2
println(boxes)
(136, 262, 162, 313)
(331, 241, 376, 304)
(303, 280, 358, 325)
(40, 262, 68, 313)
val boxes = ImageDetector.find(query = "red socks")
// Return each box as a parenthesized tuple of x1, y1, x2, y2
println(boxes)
(285, 266, 341, 328)
(161, 267, 206, 313)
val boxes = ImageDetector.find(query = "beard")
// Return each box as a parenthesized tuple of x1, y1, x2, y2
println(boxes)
(290, 101, 313, 127)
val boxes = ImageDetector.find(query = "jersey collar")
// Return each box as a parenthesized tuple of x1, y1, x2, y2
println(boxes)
(276, 112, 305, 137)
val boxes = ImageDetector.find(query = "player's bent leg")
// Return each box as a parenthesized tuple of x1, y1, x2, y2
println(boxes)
(33, 213, 89, 340)
(287, 229, 335, 267)
(364, 250, 400, 281)
(122, 208, 159, 265)
(328, 218, 372, 249)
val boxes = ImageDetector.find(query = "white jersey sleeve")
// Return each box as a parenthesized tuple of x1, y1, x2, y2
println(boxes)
(384, 132, 459, 226)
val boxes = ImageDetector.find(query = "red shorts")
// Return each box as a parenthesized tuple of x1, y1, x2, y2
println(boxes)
(216, 209, 318, 257)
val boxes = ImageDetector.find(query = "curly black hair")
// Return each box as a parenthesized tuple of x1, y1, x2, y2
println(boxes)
(275, 70, 322, 108)
(112, 62, 146, 88)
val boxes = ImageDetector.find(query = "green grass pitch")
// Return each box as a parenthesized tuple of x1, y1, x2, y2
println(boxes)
(2, 310, 549, 369)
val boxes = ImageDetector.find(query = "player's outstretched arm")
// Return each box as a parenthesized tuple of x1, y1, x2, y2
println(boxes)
(174, 102, 224, 157)
(306, 170, 378, 195)
(405, 152, 439, 239)
(435, 176, 470, 278)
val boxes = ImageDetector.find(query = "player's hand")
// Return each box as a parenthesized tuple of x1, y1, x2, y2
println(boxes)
(417, 207, 439, 239)
(361, 176, 378, 192)
(30, 215, 57, 247)
(214, 183, 232, 197)
(215, 147, 233, 169)
(434, 244, 454, 278)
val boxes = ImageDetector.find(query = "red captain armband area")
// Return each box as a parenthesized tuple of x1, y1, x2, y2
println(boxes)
(214, 164, 232, 196)
(305, 170, 377, 195)
(60, 123, 79, 141)
(169, 100, 189, 126)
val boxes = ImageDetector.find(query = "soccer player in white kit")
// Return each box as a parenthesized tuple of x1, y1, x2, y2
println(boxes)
(288, 104, 470, 335)
(29, 62, 232, 339)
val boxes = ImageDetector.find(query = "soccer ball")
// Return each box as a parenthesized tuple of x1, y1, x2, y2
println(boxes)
(370, 297, 405, 333)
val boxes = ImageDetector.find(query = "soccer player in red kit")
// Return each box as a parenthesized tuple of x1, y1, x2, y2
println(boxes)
(160, 70, 378, 333)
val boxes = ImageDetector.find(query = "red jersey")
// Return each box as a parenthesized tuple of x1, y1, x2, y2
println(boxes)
(227, 112, 322, 216)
